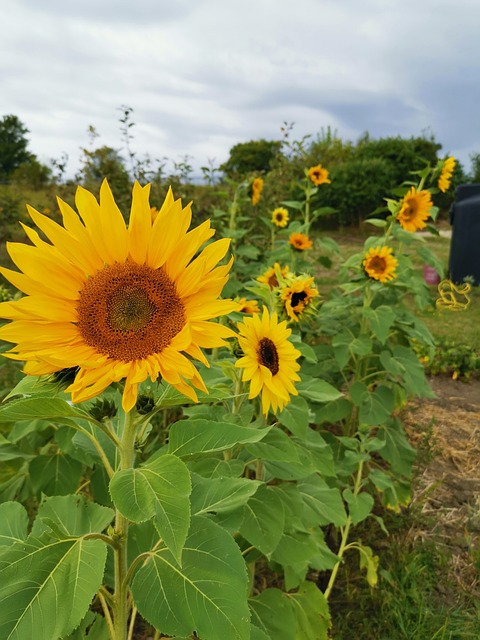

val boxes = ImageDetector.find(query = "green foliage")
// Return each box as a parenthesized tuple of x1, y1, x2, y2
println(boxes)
(0, 115, 33, 183)
(220, 138, 283, 178)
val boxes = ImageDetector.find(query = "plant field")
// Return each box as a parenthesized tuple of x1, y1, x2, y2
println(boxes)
(0, 152, 478, 640)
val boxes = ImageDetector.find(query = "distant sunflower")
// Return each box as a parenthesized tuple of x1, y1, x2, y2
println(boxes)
(307, 164, 331, 186)
(236, 297, 261, 314)
(235, 306, 301, 415)
(251, 177, 264, 206)
(289, 232, 313, 251)
(363, 246, 398, 282)
(0, 181, 236, 411)
(280, 274, 319, 322)
(271, 207, 289, 228)
(397, 187, 432, 232)
(438, 156, 456, 193)
(257, 263, 290, 289)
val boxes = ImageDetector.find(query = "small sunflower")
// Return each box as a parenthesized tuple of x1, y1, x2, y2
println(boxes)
(307, 164, 331, 186)
(235, 306, 301, 415)
(280, 274, 319, 322)
(438, 156, 456, 193)
(0, 181, 236, 412)
(397, 187, 432, 232)
(251, 177, 264, 206)
(257, 263, 290, 289)
(289, 232, 313, 251)
(363, 246, 398, 282)
(236, 297, 260, 314)
(271, 207, 289, 228)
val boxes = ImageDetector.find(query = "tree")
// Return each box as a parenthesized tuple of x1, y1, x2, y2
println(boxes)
(0, 115, 33, 183)
(219, 139, 283, 178)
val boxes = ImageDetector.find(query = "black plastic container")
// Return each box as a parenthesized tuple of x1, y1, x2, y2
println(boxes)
(448, 184, 480, 285)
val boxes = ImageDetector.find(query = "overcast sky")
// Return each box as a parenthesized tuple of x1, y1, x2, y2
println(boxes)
(1, 0, 479, 179)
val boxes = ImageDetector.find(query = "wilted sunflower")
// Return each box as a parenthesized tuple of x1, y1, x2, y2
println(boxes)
(236, 297, 261, 314)
(397, 187, 432, 232)
(289, 232, 313, 251)
(280, 274, 319, 322)
(235, 306, 301, 415)
(251, 177, 264, 206)
(257, 263, 290, 289)
(307, 164, 331, 186)
(438, 156, 456, 193)
(271, 207, 289, 228)
(0, 181, 236, 411)
(363, 246, 398, 282)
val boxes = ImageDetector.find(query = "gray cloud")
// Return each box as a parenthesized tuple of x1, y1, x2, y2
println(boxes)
(1, 0, 479, 177)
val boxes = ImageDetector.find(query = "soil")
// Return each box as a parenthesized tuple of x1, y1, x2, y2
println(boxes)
(403, 375, 480, 597)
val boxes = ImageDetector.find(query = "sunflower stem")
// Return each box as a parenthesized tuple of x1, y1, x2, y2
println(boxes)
(112, 406, 138, 640)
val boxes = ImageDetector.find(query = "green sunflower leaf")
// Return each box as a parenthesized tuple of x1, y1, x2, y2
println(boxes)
(110, 453, 191, 565)
(131, 515, 250, 640)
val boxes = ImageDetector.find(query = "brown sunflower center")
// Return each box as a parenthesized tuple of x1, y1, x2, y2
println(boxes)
(276, 213, 283, 221)
(370, 257, 386, 272)
(291, 290, 308, 308)
(258, 337, 279, 375)
(77, 262, 186, 361)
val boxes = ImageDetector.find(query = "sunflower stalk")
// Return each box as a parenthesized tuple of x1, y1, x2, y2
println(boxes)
(323, 455, 366, 601)
(112, 406, 138, 640)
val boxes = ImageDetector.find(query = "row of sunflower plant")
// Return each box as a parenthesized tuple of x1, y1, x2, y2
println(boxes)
(0, 155, 455, 639)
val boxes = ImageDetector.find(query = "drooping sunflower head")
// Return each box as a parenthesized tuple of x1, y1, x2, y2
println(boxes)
(271, 207, 289, 228)
(251, 177, 264, 206)
(235, 306, 301, 415)
(307, 164, 331, 186)
(289, 232, 313, 251)
(257, 263, 290, 290)
(279, 274, 319, 322)
(438, 156, 456, 193)
(0, 180, 236, 411)
(236, 297, 261, 314)
(363, 245, 398, 282)
(397, 187, 432, 232)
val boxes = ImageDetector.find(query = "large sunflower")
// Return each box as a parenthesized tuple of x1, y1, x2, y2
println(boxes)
(363, 246, 398, 282)
(438, 156, 456, 193)
(397, 187, 432, 232)
(271, 207, 289, 228)
(0, 181, 236, 411)
(235, 307, 301, 415)
(257, 263, 289, 289)
(280, 274, 319, 322)
(289, 232, 313, 251)
(307, 164, 331, 186)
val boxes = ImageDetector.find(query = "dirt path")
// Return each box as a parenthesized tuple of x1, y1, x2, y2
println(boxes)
(404, 376, 480, 596)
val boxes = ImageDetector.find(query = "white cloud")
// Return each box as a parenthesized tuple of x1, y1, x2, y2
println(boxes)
(1, 0, 480, 177)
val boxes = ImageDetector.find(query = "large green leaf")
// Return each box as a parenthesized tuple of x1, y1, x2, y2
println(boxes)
(0, 532, 107, 640)
(343, 489, 374, 525)
(239, 485, 285, 556)
(166, 418, 272, 458)
(298, 477, 347, 527)
(286, 581, 330, 640)
(245, 429, 301, 463)
(249, 588, 297, 640)
(29, 453, 83, 495)
(278, 395, 310, 439)
(131, 515, 250, 640)
(0, 397, 89, 423)
(110, 453, 191, 564)
(31, 494, 114, 537)
(297, 378, 343, 404)
(0, 502, 28, 548)
(190, 473, 260, 516)
(364, 305, 395, 344)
